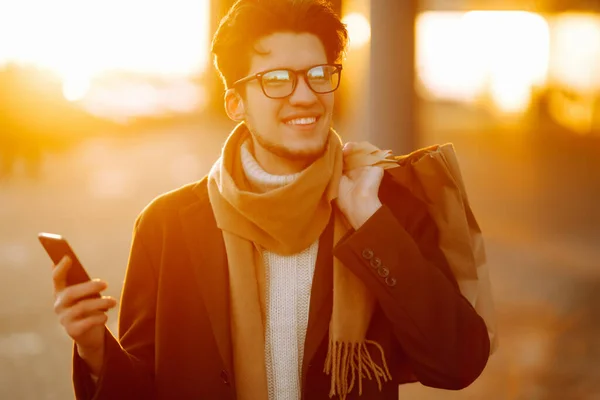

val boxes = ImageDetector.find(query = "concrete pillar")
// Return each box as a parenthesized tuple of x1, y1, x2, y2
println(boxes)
(369, 0, 418, 153)
(334, 0, 370, 144)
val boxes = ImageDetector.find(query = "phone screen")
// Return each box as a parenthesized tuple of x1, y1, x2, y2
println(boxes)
(38, 233, 92, 287)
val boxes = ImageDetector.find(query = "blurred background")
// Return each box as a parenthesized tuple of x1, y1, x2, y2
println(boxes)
(1, 0, 599, 398)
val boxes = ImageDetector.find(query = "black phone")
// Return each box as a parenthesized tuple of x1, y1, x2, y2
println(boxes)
(38, 232, 93, 287)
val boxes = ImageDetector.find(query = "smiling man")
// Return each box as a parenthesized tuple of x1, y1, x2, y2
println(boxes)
(50, 1, 491, 399)
(221, 23, 340, 174)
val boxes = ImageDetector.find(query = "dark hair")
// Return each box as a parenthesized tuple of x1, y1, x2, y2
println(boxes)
(211, 0, 348, 90)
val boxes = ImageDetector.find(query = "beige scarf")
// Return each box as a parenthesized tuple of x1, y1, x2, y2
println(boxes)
(207, 123, 394, 400)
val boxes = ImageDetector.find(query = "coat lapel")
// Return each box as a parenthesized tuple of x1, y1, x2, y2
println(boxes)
(179, 179, 336, 387)
(302, 213, 334, 379)
(179, 180, 233, 379)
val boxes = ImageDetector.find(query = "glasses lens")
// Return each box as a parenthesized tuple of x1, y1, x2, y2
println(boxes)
(307, 65, 340, 93)
(262, 70, 294, 98)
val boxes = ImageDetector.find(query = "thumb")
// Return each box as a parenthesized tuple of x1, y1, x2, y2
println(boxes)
(342, 142, 355, 155)
(52, 255, 72, 293)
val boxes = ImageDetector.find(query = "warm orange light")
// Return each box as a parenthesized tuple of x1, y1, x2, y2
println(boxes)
(545, 13, 600, 133)
(464, 11, 550, 113)
(549, 13, 600, 94)
(417, 11, 550, 114)
(342, 12, 371, 49)
(416, 12, 486, 103)
(0, 0, 210, 100)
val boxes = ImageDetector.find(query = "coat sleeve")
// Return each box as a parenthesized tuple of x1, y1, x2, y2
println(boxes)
(333, 178, 490, 390)
(72, 213, 158, 400)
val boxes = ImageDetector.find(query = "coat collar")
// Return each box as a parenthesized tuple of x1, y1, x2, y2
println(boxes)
(302, 214, 334, 378)
(180, 179, 233, 379)
(180, 178, 334, 385)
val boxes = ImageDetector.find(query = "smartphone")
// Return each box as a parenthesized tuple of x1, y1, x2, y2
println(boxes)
(38, 232, 93, 287)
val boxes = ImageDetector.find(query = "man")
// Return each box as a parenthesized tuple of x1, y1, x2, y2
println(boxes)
(51, 0, 491, 399)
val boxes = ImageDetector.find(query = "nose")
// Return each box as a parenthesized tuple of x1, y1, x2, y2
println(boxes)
(288, 75, 318, 106)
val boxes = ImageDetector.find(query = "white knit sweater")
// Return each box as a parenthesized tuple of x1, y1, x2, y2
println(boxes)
(240, 141, 319, 400)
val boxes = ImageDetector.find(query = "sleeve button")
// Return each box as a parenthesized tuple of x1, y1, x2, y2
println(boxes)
(377, 267, 390, 277)
(362, 248, 374, 260)
(370, 257, 382, 268)
(385, 276, 397, 287)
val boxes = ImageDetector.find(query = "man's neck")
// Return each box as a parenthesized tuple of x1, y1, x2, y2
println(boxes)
(240, 140, 299, 193)
(251, 139, 312, 176)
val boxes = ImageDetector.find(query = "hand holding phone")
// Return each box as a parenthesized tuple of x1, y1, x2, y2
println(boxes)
(38, 233, 94, 287)
(39, 232, 117, 374)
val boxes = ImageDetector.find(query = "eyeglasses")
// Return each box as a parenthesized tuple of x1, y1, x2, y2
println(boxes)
(232, 64, 343, 99)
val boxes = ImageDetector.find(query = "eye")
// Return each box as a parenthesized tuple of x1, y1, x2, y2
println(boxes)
(262, 70, 292, 85)
(307, 66, 330, 80)
(307, 66, 339, 93)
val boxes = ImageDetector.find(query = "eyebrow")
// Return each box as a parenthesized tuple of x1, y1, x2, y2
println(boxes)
(251, 43, 271, 57)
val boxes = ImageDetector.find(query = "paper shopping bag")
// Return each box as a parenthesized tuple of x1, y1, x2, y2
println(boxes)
(345, 142, 498, 354)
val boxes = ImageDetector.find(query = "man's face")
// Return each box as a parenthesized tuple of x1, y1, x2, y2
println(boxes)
(240, 32, 335, 161)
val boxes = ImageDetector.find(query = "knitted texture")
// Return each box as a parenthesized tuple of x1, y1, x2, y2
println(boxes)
(242, 141, 318, 400)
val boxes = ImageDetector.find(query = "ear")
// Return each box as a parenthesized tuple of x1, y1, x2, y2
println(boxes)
(224, 89, 245, 122)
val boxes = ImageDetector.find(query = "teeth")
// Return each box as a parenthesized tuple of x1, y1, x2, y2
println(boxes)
(286, 117, 317, 125)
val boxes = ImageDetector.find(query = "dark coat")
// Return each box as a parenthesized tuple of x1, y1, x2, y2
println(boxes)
(72, 173, 490, 399)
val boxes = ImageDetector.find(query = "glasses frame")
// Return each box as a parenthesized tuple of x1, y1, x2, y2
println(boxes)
(232, 63, 343, 99)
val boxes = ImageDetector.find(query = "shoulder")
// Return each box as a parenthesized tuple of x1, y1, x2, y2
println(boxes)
(135, 175, 211, 229)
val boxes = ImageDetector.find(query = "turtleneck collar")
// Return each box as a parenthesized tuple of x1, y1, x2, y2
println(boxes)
(240, 139, 301, 193)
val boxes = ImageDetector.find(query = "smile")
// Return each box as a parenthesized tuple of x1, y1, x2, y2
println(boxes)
(285, 117, 318, 126)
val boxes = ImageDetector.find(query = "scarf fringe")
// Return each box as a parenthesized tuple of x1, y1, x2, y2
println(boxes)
(324, 339, 392, 399)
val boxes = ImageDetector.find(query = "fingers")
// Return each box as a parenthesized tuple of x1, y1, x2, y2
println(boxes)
(58, 296, 117, 341)
(346, 165, 384, 182)
(65, 312, 109, 340)
(59, 296, 117, 326)
(54, 279, 108, 313)
(342, 142, 355, 155)
(346, 168, 363, 181)
(52, 255, 72, 293)
(342, 166, 384, 199)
